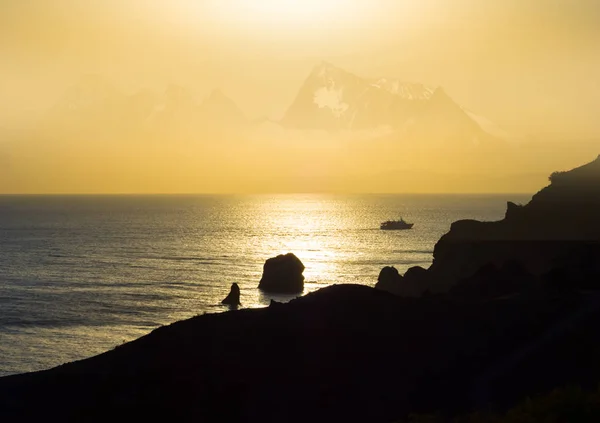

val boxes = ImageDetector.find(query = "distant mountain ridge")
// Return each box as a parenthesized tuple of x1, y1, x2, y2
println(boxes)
(33, 64, 510, 150)
(40, 76, 248, 139)
(281, 62, 508, 147)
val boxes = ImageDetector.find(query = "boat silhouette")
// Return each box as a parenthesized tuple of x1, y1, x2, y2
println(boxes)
(380, 217, 414, 230)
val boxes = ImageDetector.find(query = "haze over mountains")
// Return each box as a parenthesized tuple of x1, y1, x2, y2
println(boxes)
(282, 61, 507, 147)
(1, 62, 598, 194)
(40, 74, 248, 140)
(21, 62, 508, 145)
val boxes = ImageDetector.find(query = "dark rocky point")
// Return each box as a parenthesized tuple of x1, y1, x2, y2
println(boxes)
(375, 266, 403, 295)
(221, 283, 241, 307)
(258, 253, 305, 294)
(404, 266, 429, 285)
(378, 265, 429, 297)
(269, 299, 284, 309)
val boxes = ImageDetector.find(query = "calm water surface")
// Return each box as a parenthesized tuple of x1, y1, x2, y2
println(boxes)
(0, 194, 531, 376)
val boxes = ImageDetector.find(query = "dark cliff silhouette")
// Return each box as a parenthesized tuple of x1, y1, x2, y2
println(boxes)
(376, 155, 600, 297)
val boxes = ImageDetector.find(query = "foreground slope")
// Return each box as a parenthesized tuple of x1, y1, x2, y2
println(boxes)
(1, 283, 600, 422)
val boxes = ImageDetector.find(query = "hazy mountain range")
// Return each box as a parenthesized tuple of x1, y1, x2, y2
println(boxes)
(17, 62, 512, 147)
(36, 74, 247, 140)
(282, 62, 509, 144)
(3, 62, 598, 194)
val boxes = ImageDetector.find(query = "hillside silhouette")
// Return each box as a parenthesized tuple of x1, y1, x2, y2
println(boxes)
(375, 155, 600, 296)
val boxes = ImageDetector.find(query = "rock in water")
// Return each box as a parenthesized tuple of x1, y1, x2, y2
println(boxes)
(258, 253, 305, 294)
(222, 283, 241, 307)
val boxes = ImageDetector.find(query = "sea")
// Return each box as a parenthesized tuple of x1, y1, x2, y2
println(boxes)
(0, 193, 531, 376)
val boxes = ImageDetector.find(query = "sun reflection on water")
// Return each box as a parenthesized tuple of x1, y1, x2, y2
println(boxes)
(1, 193, 527, 375)
(253, 195, 344, 286)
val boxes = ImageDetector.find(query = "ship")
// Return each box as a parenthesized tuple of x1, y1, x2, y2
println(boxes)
(380, 217, 414, 230)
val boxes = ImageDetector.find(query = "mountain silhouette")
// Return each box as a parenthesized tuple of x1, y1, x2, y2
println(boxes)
(150, 84, 203, 136)
(33, 67, 506, 149)
(402, 87, 503, 149)
(281, 61, 424, 130)
(56, 74, 124, 113)
(40, 75, 129, 138)
(39, 76, 248, 140)
(281, 62, 508, 146)
(199, 89, 247, 129)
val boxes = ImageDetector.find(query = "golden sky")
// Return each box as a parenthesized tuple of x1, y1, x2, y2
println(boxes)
(2, 0, 599, 123)
(1, 1, 599, 193)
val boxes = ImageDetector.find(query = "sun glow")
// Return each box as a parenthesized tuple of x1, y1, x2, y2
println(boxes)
(240, 0, 344, 19)
(204, 0, 368, 28)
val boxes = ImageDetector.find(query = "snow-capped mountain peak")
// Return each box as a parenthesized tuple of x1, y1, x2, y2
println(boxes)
(370, 78, 435, 100)
(282, 63, 438, 130)
(280, 62, 510, 147)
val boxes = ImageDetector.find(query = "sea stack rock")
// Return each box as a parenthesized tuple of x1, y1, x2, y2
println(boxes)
(258, 253, 305, 294)
(375, 266, 403, 295)
(221, 283, 241, 307)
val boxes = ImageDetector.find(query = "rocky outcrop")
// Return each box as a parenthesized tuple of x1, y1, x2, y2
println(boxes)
(504, 201, 523, 220)
(388, 155, 600, 296)
(258, 253, 305, 294)
(221, 283, 241, 307)
(376, 265, 431, 297)
(375, 266, 403, 294)
(404, 266, 429, 286)
(449, 261, 538, 300)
